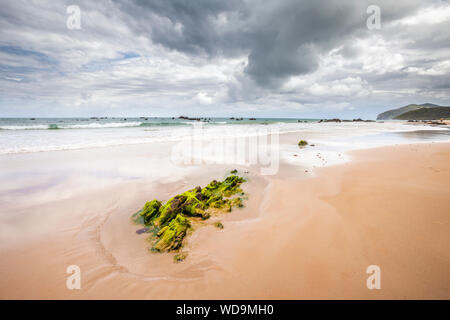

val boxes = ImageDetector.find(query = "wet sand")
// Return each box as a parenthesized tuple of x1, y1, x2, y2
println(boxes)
(0, 142, 449, 299)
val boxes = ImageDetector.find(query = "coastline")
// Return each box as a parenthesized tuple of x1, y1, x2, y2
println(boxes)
(0, 141, 449, 299)
(2, 0, 450, 305)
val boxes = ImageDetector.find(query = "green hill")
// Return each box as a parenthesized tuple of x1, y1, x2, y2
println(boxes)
(394, 107, 450, 120)
(376, 103, 440, 120)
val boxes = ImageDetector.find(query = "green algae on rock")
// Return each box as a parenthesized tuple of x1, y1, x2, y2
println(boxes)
(214, 221, 224, 229)
(298, 140, 308, 147)
(133, 175, 246, 253)
(153, 214, 189, 252)
(174, 252, 188, 263)
(140, 200, 161, 224)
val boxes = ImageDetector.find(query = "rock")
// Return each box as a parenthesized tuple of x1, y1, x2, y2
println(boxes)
(352, 118, 375, 122)
(174, 252, 188, 263)
(134, 174, 247, 253)
(298, 140, 308, 147)
(153, 214, 190, 252)
(231, 197, 244, 207)
(140, 200, 162, 224)
(136, 227, 149, 234)
(178, 116, 203, 121)
(319, 118, 341, 123)
(214, 222, 224, 229)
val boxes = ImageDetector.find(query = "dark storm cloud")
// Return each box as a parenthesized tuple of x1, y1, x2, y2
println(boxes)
(116, 0, 423, 86)
(115, 0, 248, 55)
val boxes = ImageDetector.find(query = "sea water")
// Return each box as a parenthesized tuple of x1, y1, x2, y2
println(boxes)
(0, 117, 448, 155)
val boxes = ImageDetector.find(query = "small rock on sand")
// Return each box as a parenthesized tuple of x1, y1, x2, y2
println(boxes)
(136, 227, 149, 234)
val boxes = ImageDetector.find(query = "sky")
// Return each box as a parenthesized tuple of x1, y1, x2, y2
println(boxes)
(0, 0, 449, 119)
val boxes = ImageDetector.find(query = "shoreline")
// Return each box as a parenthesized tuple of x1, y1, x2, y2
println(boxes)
(0, 142, 449, 299)
(0, 120, 447, 156)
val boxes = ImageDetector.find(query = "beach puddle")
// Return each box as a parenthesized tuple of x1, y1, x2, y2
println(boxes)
(98, 168, 269, 280)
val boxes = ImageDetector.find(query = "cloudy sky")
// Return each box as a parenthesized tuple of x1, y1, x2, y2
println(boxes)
(0, 0, 449, 118)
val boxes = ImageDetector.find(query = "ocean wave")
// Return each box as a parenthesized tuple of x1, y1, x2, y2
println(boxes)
(1, 122, 449, 155)
(0, 125, 50, 130)
(139, 122, 188, 127)
(0, 119, 309, 131)
(0, 121, 187, 130)
(66, 122, 143, 129)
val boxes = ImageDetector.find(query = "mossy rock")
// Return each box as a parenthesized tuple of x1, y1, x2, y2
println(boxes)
(214, 222, 224, 229)
(153, 214, 190, 252)
(230, 197, 244, 208)
(134, 174, 247, 253)
(174, 252, 188, 263)
(140, 200, 161, 224)
(298, 140, 308, 147)
(157, 185, 215, 226)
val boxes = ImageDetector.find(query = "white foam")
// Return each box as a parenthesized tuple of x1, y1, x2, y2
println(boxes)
(0, 122, 144, 130)
(0, 121, 448, 155)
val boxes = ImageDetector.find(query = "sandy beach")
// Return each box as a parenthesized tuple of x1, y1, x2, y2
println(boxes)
(0, 140, 448, 299)
(2, 0, 450, 306)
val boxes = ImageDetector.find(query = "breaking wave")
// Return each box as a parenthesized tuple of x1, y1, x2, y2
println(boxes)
(0, 121, 191, 130)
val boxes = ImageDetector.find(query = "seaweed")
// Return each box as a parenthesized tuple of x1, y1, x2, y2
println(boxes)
(140, 200, 161, 224)
(174, 252, 188, 263)
(133, 174, 246, 254)
(298, 140, 308, 147)
(153, 214, 189, 252)
(214, 222, 224, 229)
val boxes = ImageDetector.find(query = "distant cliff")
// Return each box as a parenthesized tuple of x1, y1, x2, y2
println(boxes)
(394, 107, 450, 120)
(376, 103, 445, 120)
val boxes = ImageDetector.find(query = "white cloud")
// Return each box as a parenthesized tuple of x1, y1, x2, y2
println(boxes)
(308, 77, 371, 98)
(195, 92, 214, 105)
(396, 5, 450, 25)
(407, 60, 450, 76)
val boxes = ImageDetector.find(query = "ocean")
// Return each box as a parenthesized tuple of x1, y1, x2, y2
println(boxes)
(0, 117, 449, 155)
